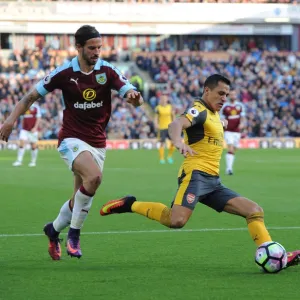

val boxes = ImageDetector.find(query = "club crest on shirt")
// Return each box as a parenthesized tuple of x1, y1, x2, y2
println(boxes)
(72, 145, 79, 152)
(186, 193, 196, 204)
(96, 73, 107, 85)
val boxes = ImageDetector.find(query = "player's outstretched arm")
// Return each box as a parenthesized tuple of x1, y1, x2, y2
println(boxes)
(125, 89, 144, 107)
(0, 88, 41, 142)
(168, 116, 197, 157)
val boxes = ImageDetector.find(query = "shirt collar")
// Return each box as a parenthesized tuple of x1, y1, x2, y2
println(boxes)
(72, 57, 102, 72)
(195, 98, 214, 112)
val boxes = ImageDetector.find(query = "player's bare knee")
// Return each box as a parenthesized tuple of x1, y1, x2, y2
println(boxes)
(254, 205, 263, 214)
(246, 203, 264, 218)
(90, 174, 101, 187)
(85, 174, 101, 192)
(170, 217, 187, 229)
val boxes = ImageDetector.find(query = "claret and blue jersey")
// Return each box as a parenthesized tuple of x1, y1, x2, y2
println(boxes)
(35, 57, 136, 148)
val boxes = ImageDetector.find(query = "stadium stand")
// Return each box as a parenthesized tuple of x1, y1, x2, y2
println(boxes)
(136, 49, 300, 137)
(1, 41, 300, 139)
(0, 36, 300, 139)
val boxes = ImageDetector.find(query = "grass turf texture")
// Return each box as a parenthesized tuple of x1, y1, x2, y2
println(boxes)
(0, 149, 299, 300)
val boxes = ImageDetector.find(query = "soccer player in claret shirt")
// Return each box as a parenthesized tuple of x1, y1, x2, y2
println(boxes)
(100, 74, 300, 269)
(0, 25, 143, 260)
(154, 92, 176, 164)
(220, 90, 246, 175)
(12, 103, 41, 167)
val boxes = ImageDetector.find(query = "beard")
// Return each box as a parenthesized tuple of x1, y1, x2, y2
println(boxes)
(82, 49, 97, 66)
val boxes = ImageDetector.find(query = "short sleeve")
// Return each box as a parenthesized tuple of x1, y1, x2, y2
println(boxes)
(108, 64, 136, 98)
(183, 105, 207, 126)
(35, 65, 66, 97)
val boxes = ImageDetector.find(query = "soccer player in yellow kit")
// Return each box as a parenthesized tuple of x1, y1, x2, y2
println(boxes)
(155, 93, 176, 164)
(100, 74, 300, 268)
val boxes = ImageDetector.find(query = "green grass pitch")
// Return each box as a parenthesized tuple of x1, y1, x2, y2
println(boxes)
(0, 148, 299, 300)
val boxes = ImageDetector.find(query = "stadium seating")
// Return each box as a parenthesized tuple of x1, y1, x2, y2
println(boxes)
(1, 42, 300, 139)
(135, 50, 300, 137)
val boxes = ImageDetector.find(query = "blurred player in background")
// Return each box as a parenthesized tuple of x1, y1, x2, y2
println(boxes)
(100, 74, 300, 268)
(220, 90, 246, 175)
(154, 92, 176, 164)
(0, 25, 143, 260)
(12, 103, 41, 167)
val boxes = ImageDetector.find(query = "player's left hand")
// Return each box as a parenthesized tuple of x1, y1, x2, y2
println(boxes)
(0, 119, 14, 142)
(126, 90, 144, 107)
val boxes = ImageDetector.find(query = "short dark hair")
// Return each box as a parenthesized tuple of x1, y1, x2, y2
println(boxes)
(75, 25, 101, 46)
(204, 74, 231, 90)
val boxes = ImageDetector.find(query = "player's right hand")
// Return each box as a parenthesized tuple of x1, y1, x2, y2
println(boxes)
(0, 119, 14, 142)
(173, 141, 197, 157)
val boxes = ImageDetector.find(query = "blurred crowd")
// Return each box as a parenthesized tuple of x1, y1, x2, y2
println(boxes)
(137, 50, 300, 137)
(1, 41, 300, 140)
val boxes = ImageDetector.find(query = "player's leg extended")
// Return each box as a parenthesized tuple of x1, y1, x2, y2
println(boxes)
(66, 151, 102, 258)
(29, 142, 38, 167)
(100, 196, 192, 228)
(13, 139, 26, 166)
(223, 196, 300, 267)
(100, 170, 196, 228)
(223, 196, 272, 246)
(136, 203, 192, 228)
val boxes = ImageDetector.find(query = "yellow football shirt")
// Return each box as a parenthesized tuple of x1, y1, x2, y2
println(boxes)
(155, 104, 173, 130)
(179, 99, 224, 176)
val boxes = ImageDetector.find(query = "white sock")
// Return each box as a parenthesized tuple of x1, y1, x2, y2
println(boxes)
(70, 188, 93, 229)
(53, 200, 73, 232)
(226, 153, 235, 171)
(17, 147, 25, 162)
(31, 148, 38, 163)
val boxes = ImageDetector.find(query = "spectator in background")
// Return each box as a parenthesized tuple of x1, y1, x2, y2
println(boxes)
(137, 49, 300, 137)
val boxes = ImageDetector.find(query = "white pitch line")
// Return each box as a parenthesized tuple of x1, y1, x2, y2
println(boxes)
(0, 226, 300, 238)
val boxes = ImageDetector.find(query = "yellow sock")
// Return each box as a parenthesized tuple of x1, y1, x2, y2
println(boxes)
(132, 201, 171, 227)
(159, 147, 165, 160)
(167, 144, 175, 158)
(246, 212, 272, 246)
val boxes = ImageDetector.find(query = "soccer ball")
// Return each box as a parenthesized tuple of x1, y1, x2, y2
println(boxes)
(255, 241, 287, 273)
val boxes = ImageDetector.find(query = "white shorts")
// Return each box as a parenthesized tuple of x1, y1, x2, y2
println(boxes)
(19, 129, 39, 143)
(57, 138, 106, 172)
(224, 131, 241, 148)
